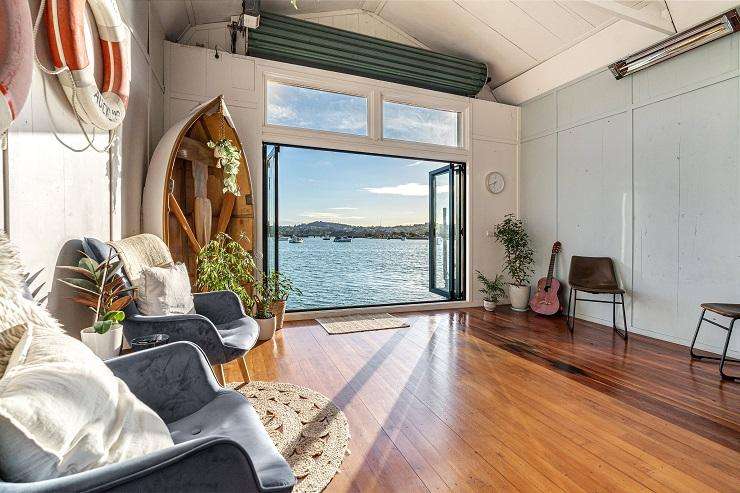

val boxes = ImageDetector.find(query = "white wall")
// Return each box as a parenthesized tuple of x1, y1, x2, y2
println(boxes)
(2, 0, 165, 335)
(162, 41, 518, 315)
(519, 34, 740, 357)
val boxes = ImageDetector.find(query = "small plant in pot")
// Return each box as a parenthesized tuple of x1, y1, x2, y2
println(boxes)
(493, 214, 534, 312)
(253, 274, 278, 341)
(59, 250, 134, 359)
(268, 271, 301, 330)
(196, 232, 255, 313)
(476, 271, 506, 312)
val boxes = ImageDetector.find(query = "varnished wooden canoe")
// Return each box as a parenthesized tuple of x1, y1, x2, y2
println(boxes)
(143, 96, 254, 281)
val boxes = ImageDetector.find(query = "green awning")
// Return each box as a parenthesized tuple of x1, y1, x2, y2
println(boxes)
(248, 13, 488, 97)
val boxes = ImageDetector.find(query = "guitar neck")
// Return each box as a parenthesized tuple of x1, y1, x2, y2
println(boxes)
(546, 253, 556, 281)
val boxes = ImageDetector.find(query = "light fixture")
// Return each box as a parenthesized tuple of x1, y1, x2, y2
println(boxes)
(609, 8, 740, 79)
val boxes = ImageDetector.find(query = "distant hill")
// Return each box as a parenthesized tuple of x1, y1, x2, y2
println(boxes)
(278, 221, 428, 239)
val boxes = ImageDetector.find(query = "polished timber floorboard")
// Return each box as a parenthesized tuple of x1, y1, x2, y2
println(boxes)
(224, 307, 740, 492)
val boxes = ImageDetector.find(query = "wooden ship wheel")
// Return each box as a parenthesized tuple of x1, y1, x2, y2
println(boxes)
(143, 96, 254, 283)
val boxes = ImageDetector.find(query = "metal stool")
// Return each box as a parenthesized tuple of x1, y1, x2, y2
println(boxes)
(690, 303, 739, 381)
(566, 256, 627, 339)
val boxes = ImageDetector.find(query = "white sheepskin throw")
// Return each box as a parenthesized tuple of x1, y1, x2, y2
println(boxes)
(0, 234, 61, 376)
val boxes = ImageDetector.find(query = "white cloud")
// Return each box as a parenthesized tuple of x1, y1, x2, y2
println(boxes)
(362, 183, 428, 196)
(300, 212, 340, 220)
(406, 160, 438, 167)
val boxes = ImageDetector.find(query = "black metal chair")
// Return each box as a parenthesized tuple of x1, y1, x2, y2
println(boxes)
(566, 256, 627, 339)
(690, 304, 739, 381)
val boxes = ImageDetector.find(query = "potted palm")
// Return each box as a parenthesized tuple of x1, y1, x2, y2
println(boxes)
(268, 271, 301, 330)
(196, 232, 256, 313)
(59, 250, 134, 359)
(254, 274, 277, 341)
(493, 214, 535, 312)
(476, 270, 506, 311)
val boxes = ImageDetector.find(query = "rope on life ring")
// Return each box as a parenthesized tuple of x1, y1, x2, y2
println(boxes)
(45, 0, 130, 131)
(0, 0, 34, 148)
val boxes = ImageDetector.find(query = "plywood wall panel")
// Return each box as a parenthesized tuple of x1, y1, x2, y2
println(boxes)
(521, 93, 556, 139)
(557, 69, 631, 128)
(557, 114, 631, 327)
(633, 35, 739, 105)
(519, 135, 557, 282)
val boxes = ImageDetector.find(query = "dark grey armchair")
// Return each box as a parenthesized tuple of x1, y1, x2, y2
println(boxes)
(82, 237, 259, 385)
(0, 341, 295, 492)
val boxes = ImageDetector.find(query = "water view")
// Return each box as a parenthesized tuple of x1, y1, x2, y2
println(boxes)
(279, 236, 445, 310)
(266, 144, 462, 311)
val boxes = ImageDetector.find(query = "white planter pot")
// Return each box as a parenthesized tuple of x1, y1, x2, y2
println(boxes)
(483, 300, 497, 312)
(80, 324, 123, 360)
(509, 284, 530, 312)
(256, 316, 276, 341)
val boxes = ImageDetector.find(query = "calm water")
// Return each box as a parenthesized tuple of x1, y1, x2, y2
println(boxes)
(277, 237, 445, 310)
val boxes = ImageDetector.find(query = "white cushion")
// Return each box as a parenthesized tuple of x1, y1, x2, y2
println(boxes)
(136, 262, 195, 316)
(0, 326, 174, 482)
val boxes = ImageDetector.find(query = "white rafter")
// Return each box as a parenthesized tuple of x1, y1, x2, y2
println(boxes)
(587, 0, 676, 35)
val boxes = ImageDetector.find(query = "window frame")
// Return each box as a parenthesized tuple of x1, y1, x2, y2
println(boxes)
(381, 98, 463, 148)
(261, 141, 467, 313)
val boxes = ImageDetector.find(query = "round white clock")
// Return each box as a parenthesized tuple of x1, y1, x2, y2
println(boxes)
(486, 172, 505, 194)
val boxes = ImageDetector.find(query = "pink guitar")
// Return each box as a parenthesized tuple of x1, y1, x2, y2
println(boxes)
(529, 242, 562, 316)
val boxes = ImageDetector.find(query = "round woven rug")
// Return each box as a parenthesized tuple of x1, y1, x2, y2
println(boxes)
(229, 381, 350, 493)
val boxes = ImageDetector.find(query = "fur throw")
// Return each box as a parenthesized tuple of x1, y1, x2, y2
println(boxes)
(0, 234, 62, 376)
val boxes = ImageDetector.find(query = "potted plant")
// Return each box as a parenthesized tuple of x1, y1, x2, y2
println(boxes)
(196, 232, 255, 313)
(476, 270, 506, 311)
(59, 250, 134, 359)
(268, 270, 301, 330)
(493, 214, 534, 312)
(253, 274, 277, 341)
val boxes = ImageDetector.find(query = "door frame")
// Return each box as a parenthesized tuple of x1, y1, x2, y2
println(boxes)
(261, 141, 467, 312)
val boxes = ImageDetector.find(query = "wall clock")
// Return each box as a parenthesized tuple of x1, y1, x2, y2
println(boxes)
(486, 172, 505, 194)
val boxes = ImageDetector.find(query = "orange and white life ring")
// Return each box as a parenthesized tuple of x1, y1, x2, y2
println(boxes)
(46, 0, 130, 130)
(0, 0, 33, 136)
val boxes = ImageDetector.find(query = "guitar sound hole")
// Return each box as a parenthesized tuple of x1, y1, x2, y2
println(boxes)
(544, 286, 550, 292)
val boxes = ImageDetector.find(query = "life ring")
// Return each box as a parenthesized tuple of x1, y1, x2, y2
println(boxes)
(46, 0, 130, 130)
(0, 0, 33, 136)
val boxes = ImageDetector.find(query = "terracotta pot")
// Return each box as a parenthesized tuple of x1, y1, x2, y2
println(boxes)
(80, 324, 123, 360)
(509, 284, 530, 312)
(270, 300, 287, 330)
(255, 316, 276, 341)
(483, 300, 497, 312)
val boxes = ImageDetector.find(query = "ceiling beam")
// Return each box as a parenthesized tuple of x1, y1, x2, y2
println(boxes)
(587, 1, 676, 35)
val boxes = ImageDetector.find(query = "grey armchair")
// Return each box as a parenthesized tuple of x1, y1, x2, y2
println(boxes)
(82, 236, 259, 384)
(0, 341, 295, 492)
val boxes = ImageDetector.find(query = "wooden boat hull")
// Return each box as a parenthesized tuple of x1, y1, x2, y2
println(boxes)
(143, 96, 254, 281)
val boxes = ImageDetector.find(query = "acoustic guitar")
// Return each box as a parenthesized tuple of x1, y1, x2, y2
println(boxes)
(529, 242, 562, 316)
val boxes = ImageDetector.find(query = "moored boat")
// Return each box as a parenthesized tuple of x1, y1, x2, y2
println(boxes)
(334, 237, 351, 243)
(289, 236, 304, 243)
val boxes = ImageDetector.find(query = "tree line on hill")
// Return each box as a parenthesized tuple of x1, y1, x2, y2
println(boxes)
(277, 221, 429, 239)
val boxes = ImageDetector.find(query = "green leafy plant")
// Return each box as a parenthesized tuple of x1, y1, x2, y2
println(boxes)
(493, 214, 534, 286)
(197, 232, 256, 310)
(269, 270, 302, 302)
(58, 251, 134, 334)
(207, 138, 241, 196)
(476, 270, 506, 303)
(253, 274, 277, 319)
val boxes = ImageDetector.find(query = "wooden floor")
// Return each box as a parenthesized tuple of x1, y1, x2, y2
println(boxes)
(224, 307, 740, 492)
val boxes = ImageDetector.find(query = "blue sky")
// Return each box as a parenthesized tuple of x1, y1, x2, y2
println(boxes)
(276, 146, 446, 226)
(266, 82, 458, 227)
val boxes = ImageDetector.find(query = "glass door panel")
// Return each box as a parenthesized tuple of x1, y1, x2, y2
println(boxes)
(429, 165, 453, 297)
(263, 144, 278, 275)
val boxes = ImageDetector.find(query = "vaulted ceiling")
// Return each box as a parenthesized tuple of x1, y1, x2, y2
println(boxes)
(153, 1, 740, 104)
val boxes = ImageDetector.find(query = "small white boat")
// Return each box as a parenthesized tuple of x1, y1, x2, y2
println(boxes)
(289, 236, 304, 243)
(334, 236, 351, 243)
